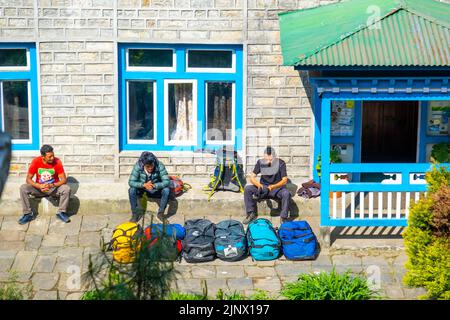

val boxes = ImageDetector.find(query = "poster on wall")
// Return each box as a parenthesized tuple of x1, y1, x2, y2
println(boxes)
(427, 101, 450, 136)
(331, 100, 355, 136)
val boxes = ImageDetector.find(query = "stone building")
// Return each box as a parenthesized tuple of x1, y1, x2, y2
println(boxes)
(1, 0, 325, 183)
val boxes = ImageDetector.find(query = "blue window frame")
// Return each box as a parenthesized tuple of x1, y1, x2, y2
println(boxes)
(119, 43, 243, 152)
(0, 43, 39, 151)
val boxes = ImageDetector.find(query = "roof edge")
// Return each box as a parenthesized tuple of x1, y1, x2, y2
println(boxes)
(288, 7, 402, 66)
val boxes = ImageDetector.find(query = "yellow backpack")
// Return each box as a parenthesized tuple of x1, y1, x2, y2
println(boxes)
(110, 222, 143, 264)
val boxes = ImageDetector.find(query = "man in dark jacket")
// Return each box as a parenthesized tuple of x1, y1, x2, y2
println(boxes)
(243, 146, 292, 224)
(128, 151, 171, 222)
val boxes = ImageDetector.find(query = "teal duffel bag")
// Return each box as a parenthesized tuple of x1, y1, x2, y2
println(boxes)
(246, 218, 281, 261)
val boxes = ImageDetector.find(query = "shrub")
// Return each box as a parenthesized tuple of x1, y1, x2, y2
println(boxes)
(281, 269, 378, 300)
(0, 272, 33, 300)
(402, 165, 450, 300)
(167, 292, 208, 300)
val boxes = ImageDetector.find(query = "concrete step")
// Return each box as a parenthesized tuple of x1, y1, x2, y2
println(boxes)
(0, 180, 321, 218)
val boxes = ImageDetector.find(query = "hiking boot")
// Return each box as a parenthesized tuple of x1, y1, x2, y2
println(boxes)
(243, 213, 257, 225)
(18, 212, 36, 225)
(56, 212, 71, 223)
(156, 211, 165, 222)
(129, 212, 142, 223)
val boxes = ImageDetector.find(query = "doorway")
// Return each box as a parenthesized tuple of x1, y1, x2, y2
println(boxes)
(361, 101, 419, 163)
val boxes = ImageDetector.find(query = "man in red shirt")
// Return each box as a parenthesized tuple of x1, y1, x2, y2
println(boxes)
(18, 144, 71, 224)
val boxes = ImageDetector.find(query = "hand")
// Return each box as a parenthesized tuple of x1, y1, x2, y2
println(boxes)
(268, 185, 275, 192)
(144, 182, 154, 191)
(40, 184, 50, 193)
(256, 182, 263, 190)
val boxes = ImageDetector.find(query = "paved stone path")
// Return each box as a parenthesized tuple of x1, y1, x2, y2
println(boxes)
(0, 213, 426, 300)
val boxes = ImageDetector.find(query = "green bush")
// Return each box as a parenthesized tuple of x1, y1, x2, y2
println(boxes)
(402, 165, 450, 300)
(167, 292, 208, 300)
(281, 269, 378, 300)
(0, 272, 33, 300)
(166, 287, 274, 301)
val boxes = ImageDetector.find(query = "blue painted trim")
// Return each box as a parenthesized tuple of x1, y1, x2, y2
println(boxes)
(119, 43, 243, 152)
(418, 101, 450, 162)
(316, 83, 449, 227)
(329, 184, 428, 192)
(330, 163, 434, 172)
(320, 97, 331, 227)
(313, 89, 321, 182)
(0, 43, 39, 151)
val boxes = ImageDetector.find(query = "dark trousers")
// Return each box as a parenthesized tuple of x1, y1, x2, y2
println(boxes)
(128, 186, 172, 215)
(244, 184, 291, 218)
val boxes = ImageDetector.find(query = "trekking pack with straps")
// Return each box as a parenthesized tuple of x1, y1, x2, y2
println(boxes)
(203, 147, 246, 201)
(246, 218, 281, 261)
(278, 221, 319, 260)
(109, 222, 143, 264)
(144, 223, 185, 262)
(169, 175, 192, 197)
(182, 219, 216, 263)
(214, 220, 248, 261)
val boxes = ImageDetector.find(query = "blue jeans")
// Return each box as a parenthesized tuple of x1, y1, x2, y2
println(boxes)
(128, 186, 172, 215)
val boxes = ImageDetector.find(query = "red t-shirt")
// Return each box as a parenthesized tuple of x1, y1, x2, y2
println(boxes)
(28, 157, 65, 184)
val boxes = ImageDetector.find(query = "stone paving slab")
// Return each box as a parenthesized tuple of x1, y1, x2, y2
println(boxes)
(0, 213, 425, 300)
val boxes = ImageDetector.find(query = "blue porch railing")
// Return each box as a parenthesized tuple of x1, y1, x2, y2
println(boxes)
(320, 163, 450, 227)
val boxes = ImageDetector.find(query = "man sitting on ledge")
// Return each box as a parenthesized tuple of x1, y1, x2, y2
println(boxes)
(128, 151, 172, 223)
(18, 144, 71, 225)
(243, 146, 292, 225)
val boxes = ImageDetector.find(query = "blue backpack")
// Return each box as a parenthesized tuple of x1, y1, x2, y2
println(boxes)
(278, 221, 319, 260)
(214, 220, 247, 261)
(246, 218, 281, 261)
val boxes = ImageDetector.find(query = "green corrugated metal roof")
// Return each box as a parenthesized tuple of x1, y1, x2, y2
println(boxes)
(279, 0, 450, 67)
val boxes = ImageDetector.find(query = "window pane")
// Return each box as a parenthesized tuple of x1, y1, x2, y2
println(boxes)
(0, 49, 27, 67)
(128, 49, 173, 68)
(188, 50, 232, 69)
(2, 81, 29, 140)
(207, 82, 233, 142)
(168, 83, 194, 142)
(128, 81, 155, 141)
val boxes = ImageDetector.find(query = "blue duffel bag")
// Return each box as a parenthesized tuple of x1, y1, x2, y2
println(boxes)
(246, 218, 281, 261)
(278, 221, 319, 260)
(146, 223, 186, 240)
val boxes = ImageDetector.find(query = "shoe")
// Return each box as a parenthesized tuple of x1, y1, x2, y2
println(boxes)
(243, 213, 257, 225)
(129, 213, 142, 223)
(156, 211, 165, 222)
(18, 212, 36, 225)
(56, 212, 71, 223)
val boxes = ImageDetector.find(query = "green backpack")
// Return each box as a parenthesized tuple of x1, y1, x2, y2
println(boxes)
(203, 147, 246, 201)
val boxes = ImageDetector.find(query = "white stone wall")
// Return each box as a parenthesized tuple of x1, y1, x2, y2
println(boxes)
(7, 0, 447, 182)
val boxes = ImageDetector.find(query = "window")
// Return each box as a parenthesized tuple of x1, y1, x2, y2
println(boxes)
(206, 82, 234, 144)
(127, 81, 156, 143)
(0, 44, 38, 150)
(119, 44, 243, 151)
(165, 80, 197, 146)
(1, 81, 31, 141)
(186, 49, 235, 73)
(126, 48, 176, 72)
(0, 48, 29, 71)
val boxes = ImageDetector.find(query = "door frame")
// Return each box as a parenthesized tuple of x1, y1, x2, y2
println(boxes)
(360, 100, 421, 164)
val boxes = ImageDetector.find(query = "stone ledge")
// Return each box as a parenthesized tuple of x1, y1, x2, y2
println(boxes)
(0, 181, 321, 217)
